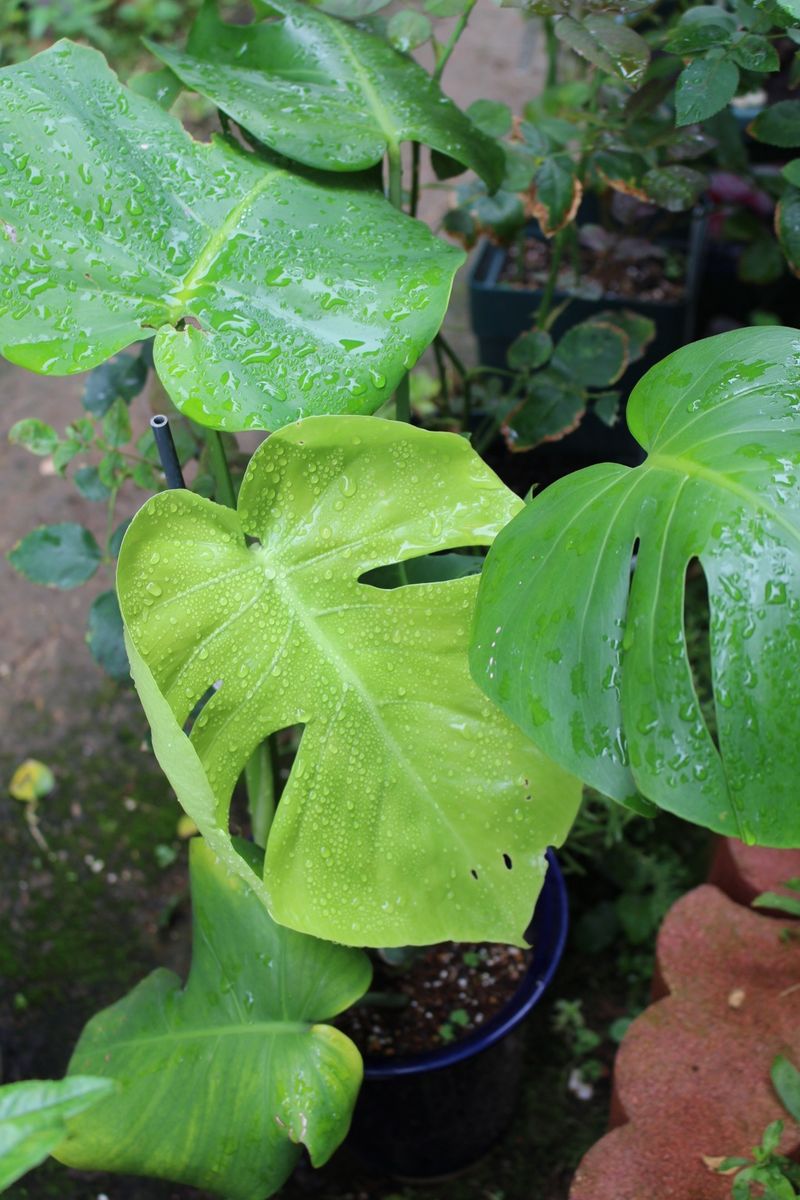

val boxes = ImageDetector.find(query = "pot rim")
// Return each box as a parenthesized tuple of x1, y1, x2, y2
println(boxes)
(362, 848, 568, 1080)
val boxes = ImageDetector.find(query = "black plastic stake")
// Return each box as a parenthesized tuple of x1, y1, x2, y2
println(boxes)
(150, 414, 185, 490)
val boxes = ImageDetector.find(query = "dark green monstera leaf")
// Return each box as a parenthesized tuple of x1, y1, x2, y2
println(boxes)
(118, 417, 580, 947)
(57, 838, 369, 1200)
(471, 328, 800, 846)
(147, 0, 502, 187)
(0, 41, 462, 432)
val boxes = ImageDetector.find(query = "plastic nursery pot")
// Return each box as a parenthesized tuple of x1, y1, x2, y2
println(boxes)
(346, 849, 568, 1181)
(468, 208, 707, 469)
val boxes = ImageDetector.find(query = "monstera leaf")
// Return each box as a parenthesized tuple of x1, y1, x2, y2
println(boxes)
(471, 328, 800, 846)
(118, 416, 580, 946)
(147, 0, 503, 187)
(0, 42, 462, 432)
(57, 838, 370, 1200)
(0, 1077, 114, 1192)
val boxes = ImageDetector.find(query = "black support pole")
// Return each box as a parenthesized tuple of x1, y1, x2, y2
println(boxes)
(150, 414, 185, 490)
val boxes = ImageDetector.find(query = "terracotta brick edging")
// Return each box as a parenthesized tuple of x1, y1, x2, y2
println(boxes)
(569, 848, 800, 1200)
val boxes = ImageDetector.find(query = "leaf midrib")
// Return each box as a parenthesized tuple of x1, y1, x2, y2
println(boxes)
(326, 18, 400, 153)
(92, 1020, 309, 1052)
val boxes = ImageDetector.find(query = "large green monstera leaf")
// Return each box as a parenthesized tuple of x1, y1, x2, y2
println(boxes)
(57, 838, 370, 1200)
(0, 42, 462, 432)
(472, 327, 800, 847)
(0, 1077, 114, 1192)
(148, 0, 503, 186)
(118, 416, 580, 946)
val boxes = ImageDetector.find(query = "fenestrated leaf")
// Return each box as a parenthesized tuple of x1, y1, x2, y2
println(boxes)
(148, 0, 503, 187)
(8, 523, 101, 589)
(471, 327, 800, 845)
(528, 155, 582, 237)
(749, 99, 800, 147)
(554, 13, 650, 85)
(118, 417, 580, 947)
(0, 1077, 114, 1192)
(776, 185, 800, 277)
(0, 41, 463, 433)
(503, 369, 586, 452)
(552, 320, 628, 388)
(675, 57, 739, 125)
(57, 838, 370, 1200)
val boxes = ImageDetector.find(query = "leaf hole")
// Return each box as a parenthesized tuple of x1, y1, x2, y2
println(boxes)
(176, 315, 205, 333)
(471, 868, 479, 880)
(360, 549, 484, 589)
(502, 853, 513, 870)
(684, 558, 719, 751)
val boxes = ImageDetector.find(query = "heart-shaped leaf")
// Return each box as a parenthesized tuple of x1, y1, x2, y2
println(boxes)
(0, 1077, 114, 1192)
(57, 838, 370, 1200)
(118, 417, 580, 946)
(472, 327, 800, 845)
(148, 0, 503, 188)
(0, 41, 462, 432)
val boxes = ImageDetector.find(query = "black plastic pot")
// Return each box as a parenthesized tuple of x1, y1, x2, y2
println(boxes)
(345, 850, 568, 1180)
(468, 210, 707, 471)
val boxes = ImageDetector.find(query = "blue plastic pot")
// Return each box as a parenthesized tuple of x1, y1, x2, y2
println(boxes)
(346, 850, 569, 1179)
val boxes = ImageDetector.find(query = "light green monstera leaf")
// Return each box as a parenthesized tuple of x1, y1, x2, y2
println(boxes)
(118, 416, 580, 947)
(0, 1077, 114, 1192)
(57, 838, 370, 1200)
(147, 0, 503, 186)
(471, 327, 800, 847)
(0, 42, 462, 432)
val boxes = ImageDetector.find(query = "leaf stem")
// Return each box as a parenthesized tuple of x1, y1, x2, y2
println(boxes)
(204, 429, 237, 509)
(535, 230, 566, 328)
(434, 0, 479, 82)
(387, 142, 403, 210)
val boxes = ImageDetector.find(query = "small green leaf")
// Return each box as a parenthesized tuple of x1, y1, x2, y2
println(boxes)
(530, 156, 581, 236)
(504, 370, 586, 452)
(553, 321, 628, 388)
(675, 57, 740, 125)
(641, 165, 706, 212)
(783, 158, 800, 187)
(87, 591, 129, 681)
(51, 440, 82, 476)
(82, 353, 148, 418)
(753, 889, 800, 916)
(776, 186, 800, 277)
(666, 6, 736, 54)
(73, 466, 112, 502)
(8, 524, 102, 589)
(58, 838, 370, 1200)
(555, 14, 650, 85)
(8, 419, 59, 457)
(128, 66, 182, 108)
(97, 452, 126, 489)
(102, 398, 132, 449)
(772, 1055, 800, 1123)
(466, 99, 513, 140)
(731, 34, 780, 72)
(593, 148, 649, 199)
(507, 329, 553, 372)
(749, 100, 800, 147)
(8, 759, 55, 804)
(387, 10, 432, 51)
(450, 1008, 469, 1026)
(594, 390, 621, 427)
(0, 1077, 114, 1192)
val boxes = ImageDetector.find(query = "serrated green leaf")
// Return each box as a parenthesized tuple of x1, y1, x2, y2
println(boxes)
(503, 369, 586, 452)
(0, 41, 463, 433)
(0, 1077, 114, 1192)
(119, 416, 580, 946)
(530, 155, 581, 236)
(750, 99, 800, 147)
(553, 321, 628, 388)
(666, 6, 736, 54)
(507, 329, 553, 372)
(772, 1055, 800, 1122)
(387, 9, 432, 50)
(82, 353, 148, 418)
(731, 33, 780, 72)
(58, 838, 370, 1200)
(471, 327, 800, 843)
(555, 13, 650, 85)
(148, 0, 502, 187)
(8, 523, 101, 589)
(8, 419, 59, 457)
(73, 466, 112, 501)
(641, 165, 706, 212)
(675, 57, 740, 125)
(86, 590, 128, 680)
